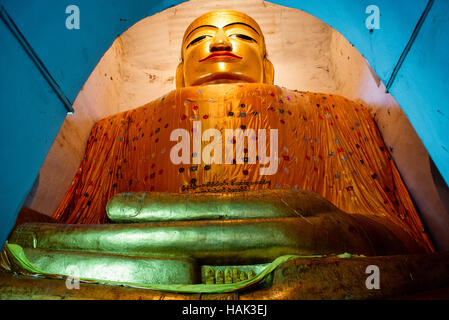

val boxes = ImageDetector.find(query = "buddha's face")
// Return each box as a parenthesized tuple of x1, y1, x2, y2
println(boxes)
(177, 10, 273, 87)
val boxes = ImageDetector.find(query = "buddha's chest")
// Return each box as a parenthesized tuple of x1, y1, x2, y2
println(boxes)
(95, 85, 384, 203)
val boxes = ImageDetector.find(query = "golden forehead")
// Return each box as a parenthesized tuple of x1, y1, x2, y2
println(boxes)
(182, 10, 264, 43)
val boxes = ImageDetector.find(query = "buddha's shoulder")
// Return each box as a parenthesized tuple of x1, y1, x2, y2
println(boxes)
(157, 83, 359, 102)
(96, 84, 368, 124)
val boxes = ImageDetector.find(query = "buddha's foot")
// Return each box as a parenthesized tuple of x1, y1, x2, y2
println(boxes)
(2, 251, 449, 299)
(201, 264, 267, 284)
(2, 244, 270, 286)
(2, 246, 199, 285)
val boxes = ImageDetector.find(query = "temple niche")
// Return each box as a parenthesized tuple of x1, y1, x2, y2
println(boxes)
(27, 0, 449, 251)
(4, 0, 448, 300)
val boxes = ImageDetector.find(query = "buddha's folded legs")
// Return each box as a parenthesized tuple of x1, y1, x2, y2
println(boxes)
(9, 214, 423, 266)
(19, 248, 198, 285)
(5, 189, 426, 286)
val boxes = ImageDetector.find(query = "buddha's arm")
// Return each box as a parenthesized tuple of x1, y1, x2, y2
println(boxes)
(106, 189, 339, 223)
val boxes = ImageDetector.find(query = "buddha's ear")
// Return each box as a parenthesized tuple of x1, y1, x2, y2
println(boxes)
(176, 62, 185, 89)
(263, 58, 274, 85)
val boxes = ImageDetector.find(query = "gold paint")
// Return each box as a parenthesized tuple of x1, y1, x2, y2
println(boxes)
(22, 248, 198, 285)
(176, 10, 274, 88)
(106, 189, 339, 223)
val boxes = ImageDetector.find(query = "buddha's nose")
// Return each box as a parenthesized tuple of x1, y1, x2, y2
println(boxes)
(210, 29, 232, 52)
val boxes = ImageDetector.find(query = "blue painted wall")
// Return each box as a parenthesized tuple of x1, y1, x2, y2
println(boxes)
(1, 0, 448, 246)
(272, 0, 449, 196)
(388, 0, 449, 189)
(1, 0, 185, 103)
(0, 18, 67, 242)
(272, 0, 429, 86)
(0, 0, 186, 246)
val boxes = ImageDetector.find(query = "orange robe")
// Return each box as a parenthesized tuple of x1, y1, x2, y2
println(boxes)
(53, 83, 434, 252)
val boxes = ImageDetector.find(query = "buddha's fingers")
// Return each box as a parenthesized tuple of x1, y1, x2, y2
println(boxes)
(106, 189, 339, 223)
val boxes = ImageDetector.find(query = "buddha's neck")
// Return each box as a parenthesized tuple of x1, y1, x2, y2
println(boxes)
(200, 79, 250, 85)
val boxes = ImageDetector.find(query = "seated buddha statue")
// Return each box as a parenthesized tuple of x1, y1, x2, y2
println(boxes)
(3, 10, 434, 289)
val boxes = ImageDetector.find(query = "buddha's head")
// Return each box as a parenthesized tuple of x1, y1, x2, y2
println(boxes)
(176, 10, 274, 88)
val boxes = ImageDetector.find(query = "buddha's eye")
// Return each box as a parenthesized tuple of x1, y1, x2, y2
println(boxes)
(186, 35, 211, 49)
(229, 34, 257, 43)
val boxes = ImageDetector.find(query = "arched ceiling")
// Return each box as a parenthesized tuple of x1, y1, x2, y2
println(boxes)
(0, 0, 448, 245)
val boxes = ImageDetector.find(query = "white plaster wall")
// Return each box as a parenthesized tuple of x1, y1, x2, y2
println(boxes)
(328, 30, 449, 250)
(27, 37, 125, 216)
(28, 0, 449, 249)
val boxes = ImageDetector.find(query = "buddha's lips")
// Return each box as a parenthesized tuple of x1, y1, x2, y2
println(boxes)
(199, 52, 243, 62)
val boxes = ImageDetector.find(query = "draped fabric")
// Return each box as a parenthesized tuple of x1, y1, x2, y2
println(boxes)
(53, 83, 434, 252)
